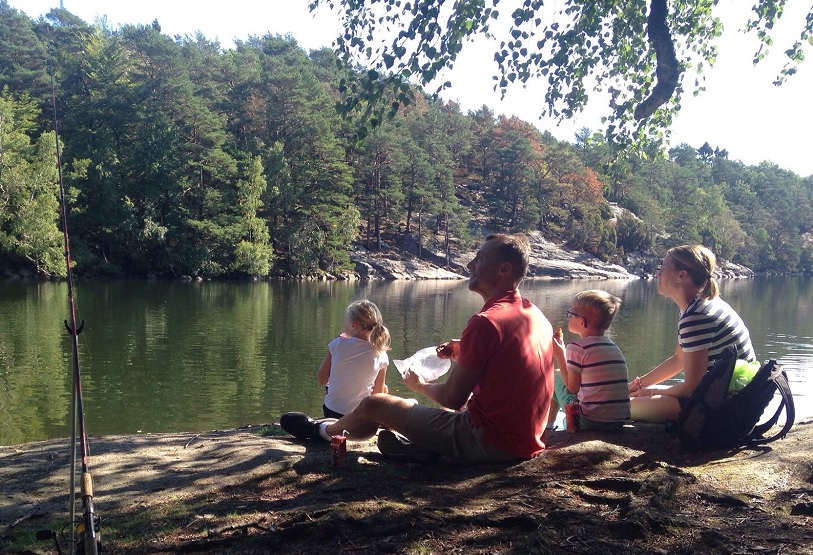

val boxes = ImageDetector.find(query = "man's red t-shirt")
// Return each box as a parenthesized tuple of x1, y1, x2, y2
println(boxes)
(459, 290, 554, 459)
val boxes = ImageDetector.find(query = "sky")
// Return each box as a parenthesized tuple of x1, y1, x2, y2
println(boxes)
(7, 0, 813, 177)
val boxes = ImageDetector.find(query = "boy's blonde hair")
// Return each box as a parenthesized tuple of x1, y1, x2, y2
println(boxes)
(573, 290, 622, 333)
(346, 299, 391, 353)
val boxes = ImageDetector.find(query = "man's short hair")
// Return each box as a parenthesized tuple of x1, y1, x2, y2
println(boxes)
(485, 233, 530, 281)
(573, 290, 622, 333)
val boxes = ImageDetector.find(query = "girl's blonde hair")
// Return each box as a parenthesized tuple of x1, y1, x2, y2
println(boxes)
(346, 299, 391, 353)
(668, 244, 719, 300)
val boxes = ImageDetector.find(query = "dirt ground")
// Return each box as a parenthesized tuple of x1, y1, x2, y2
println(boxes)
(2, 419, 813, 554)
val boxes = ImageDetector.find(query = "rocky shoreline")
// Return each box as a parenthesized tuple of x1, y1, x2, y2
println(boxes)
(346, 232, 755, 282)
(349, 232, 636, 280)
(2, 232, 757, 282)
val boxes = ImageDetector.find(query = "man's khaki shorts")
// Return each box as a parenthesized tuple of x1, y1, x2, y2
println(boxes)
(402, 405, 519, 464)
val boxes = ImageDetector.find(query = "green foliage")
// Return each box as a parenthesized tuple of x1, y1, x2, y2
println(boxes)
(615, 210, 650, 253)
(233, 240, 274, 276)
(232, 156, 274, 276)
(309, 0, 813, 169)
(799, 243, 813, 274)
(0, 6, 810, 278)
(747, 0, 813, 84)
(0, 93, 64, 276)
(0, 1, 50, 104)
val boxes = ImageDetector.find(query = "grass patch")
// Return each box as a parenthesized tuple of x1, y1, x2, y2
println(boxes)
(3, 517, 67, 554)
(4, 498, 205, 554)
(253, 424, 289, 437)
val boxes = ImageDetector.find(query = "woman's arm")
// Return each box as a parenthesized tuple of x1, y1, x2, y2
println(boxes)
(634, 348, 708, 398)
(660, 349, 708, 397)
(631, 342, 684, 393)
(316, 352, 332, 386)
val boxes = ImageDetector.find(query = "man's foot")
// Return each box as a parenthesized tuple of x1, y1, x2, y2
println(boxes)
(280, 412, 332, 441)
(377, 430, 440, 463)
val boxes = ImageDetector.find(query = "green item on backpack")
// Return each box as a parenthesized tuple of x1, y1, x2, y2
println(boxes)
(729, 359, 760, 393)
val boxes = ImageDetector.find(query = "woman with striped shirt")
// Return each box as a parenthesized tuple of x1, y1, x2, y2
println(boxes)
(630, 245, 756, 423)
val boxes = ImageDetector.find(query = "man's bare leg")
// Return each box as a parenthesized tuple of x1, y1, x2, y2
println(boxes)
(324, 394, 418, 440)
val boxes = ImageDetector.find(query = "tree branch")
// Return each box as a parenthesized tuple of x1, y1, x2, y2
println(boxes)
(634, 0, 680, 120)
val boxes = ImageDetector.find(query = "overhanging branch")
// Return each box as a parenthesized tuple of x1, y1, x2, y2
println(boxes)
(634, 0, 680, 120)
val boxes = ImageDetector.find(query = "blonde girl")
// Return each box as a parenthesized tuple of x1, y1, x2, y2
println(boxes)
(318, 300, 391, 418)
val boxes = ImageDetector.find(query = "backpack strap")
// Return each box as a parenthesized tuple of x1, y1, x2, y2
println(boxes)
(749, 363, 795, 445)
(677, 345, 738, 449)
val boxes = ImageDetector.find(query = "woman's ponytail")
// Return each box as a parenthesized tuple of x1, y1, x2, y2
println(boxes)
(669, 244, 720, 300)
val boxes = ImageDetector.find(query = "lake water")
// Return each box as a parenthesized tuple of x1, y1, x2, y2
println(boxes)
(0, 276, 810, 446)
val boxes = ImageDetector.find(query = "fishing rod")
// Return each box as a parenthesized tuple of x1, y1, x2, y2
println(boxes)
(36, 79, 101, 555)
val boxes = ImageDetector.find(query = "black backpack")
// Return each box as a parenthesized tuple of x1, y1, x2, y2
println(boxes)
(677, 345, 795, 451)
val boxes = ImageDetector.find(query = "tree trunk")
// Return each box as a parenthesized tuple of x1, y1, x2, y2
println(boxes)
(444, 212, 450, 267)
(417, 212, 423, 258)
(375, 211, 381, 250)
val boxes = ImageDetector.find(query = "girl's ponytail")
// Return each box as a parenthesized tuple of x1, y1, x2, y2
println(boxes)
(370, 323, 392, 354)
(346, 299, 391, 352)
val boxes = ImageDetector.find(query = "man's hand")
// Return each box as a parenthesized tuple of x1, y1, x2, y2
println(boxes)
(436, 340, 460, 360)
(403, 368, 427, 393)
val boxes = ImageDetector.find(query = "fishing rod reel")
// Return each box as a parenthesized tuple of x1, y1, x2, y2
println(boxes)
(36, 514, 102, 555)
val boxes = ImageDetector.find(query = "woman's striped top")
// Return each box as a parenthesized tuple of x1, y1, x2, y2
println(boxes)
(679, 296, 756, 370)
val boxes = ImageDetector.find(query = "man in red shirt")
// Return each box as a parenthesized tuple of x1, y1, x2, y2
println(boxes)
(281, 233, 555, 463)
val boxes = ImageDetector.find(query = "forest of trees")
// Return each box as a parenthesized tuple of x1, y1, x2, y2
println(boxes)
(1, 2, 811, 279)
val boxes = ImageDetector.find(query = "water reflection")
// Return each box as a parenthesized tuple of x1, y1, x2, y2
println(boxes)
(0, 276, 810, 445)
